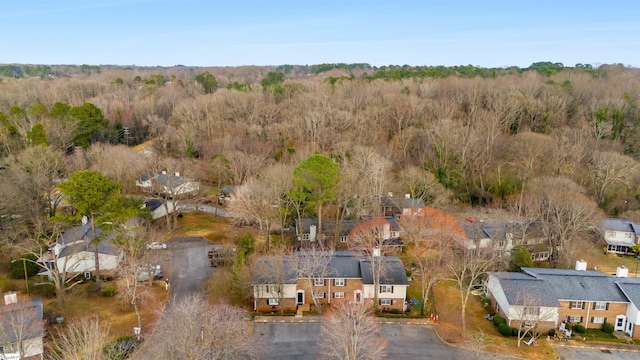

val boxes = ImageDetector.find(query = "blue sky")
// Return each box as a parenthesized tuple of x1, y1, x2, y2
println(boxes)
(1, 0, 639, 68)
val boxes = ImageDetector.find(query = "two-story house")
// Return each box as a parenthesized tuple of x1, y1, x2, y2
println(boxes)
(39, 223, 122, 280)
(601, 218, 640, 254)
(487, 260, 640, 338)
(136, 171, 199, 197)
(458, 218, 514, 256)
(252, 251, 409, 314)
(296, 217, 402, 250)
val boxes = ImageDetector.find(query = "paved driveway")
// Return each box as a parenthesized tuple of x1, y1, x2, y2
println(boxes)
(160, 236, 214, 300)
(254, 322, 482, 360)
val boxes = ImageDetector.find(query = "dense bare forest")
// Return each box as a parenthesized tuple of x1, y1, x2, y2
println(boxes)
(1, 62, 639, 232)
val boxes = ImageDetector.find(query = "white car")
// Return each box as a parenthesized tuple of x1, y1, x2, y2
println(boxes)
(145, 242, 167, 250)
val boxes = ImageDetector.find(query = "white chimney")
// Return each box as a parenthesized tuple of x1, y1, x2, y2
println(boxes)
(4, 291, 18, 305)
(309, 225, 317, 242)
(405, 194, 410, 199)
(373, 246, 381, 257)
(383, 223, 390, 240)
(161, 170, 167, 175)
(81, 215, 89, 225)
(616, 266, 629, 278)
(575, 259, 587, 271)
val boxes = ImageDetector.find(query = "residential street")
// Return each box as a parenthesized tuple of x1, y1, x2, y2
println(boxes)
(253, 321, 511, 359)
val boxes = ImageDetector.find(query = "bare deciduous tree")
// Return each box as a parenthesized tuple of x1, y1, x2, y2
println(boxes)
(290, 247, 334, 315)
(48, 316, 110, 360)
(522, 177, 602, 268)
(0, 299, 43, 359)
(143, 294, 259, 359)
(319, 301, 387, 360)
(449, 247, 498, 337)
(588, 151, 639, 205)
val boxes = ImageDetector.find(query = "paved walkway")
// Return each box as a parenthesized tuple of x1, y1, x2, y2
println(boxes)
(254, 315, 437, 325)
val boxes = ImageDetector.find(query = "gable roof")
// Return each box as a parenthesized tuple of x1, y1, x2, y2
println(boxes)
(143, 198, 163, 211)
(603, 218, 636, 233)
(359, 256, 409, 286)
(59, 223, 95, 245)
(489, 272, 560, 307)
(490, 267, 640, 308)
(57, 224, 118, 257)
(616, 280, 640, 308)
(251, 251, 408, 285)
(0, 298, 44, 344)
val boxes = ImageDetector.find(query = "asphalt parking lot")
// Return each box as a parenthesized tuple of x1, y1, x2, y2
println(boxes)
(254, 322, 478, 360)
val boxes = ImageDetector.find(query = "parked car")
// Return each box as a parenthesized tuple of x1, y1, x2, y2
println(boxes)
(146, 242, 167, 250)
(208, 245, 235, 267)
(137, 264, 163, 282)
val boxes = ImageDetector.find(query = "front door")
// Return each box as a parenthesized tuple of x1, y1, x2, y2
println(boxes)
(615, 315, 626, 331)
(354, 291, 362, 303)
(626, 320, 634, 337)
(297, 290, 304, 304)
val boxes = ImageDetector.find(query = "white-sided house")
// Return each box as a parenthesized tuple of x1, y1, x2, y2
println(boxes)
(0, 294, 44, 360)
(142, 198, 177, 220)
(602, 218, 640, 254)
(252, 256, 299, 313)
(616, 279, 640, 338)
(487, 262, 640, 338)
(360, 255, 409, 311)
(136, 171, 200, 196)
(40, 224, 122, 279)
(486, 271, 560, 331)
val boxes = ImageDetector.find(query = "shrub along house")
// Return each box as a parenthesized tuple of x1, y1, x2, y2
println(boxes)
(486, 260, 640, 338)
(252, 252, 409, 314)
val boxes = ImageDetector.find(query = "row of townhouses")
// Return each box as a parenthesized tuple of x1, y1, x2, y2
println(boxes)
(252, 251, 409, 314)
(487, 260, 640, 339)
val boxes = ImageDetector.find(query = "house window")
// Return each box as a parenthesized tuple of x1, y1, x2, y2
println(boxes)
(569, 301, 584, 309)
(593, 302, 608, 310)
(592, 317, 605, 324)
(340, 236, 348, 242)
(379, 299, 392, 306)
(605, 231, 614, 238)
(379, 285, 394, 293)
(267, 285, 278, 294)
(84, 271, 92, 279)
(301, 234, 309, 240)
(314, 278, 325, 286)
(334, 292, 345, 299)
(313, 292, 325, 299)
(523, 307, 540, 316)
(568, 316, 583, 323)
(334, 278, 345, 287)
(267, 298, 279, 305)
(625, 233, 633, 239)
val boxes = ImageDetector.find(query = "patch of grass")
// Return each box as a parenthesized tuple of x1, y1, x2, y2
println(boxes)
(580, 329, 628, 343)
(433, 281, 556, 360)
(45, 280, 168, 340)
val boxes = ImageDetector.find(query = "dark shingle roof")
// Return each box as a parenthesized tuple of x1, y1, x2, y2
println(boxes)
(59, 239, 119, 257)
(360, 257, 409, 285)
(603, 218, 635, 233)
(252, 256, 298, 284)
(251, 252, 408, 286)
(522, 268, 629, 302)
(616, 280, 640, 307)
(489, 272, 560, 307)
(144, 198, 163, 211)
(0, 298, 44, 343)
